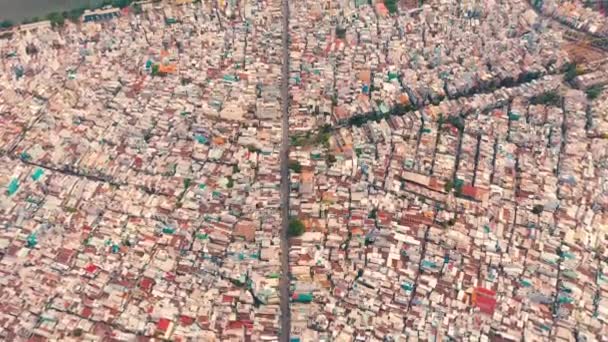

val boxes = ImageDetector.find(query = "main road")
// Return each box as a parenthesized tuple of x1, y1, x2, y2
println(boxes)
(279, 0, 291, 341)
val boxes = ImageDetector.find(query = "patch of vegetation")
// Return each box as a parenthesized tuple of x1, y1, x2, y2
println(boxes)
(162, 164, 177, 177)
(143, 130, 153, 143)
(288, 218, 305, 237)
(345, 102, 419, 128)
(336, 27, 347, 39)
(444, 179, 463, 195)
(318, 124, 332, 146)
(368, 208, 377, 219)
(46, 12, 65, 27)
(586, 85, 604, 100)
(564, 62, 584, 83)
(348, 111, 389, 127)
(331, 94, 338, 106)
(444, 180, 454, 193)
(111, 0, 133, 8)
(326, 154, 337, 166)
(519, 70, 541, 83)
(246, 145, 261, 153)
(530, 90, 562, 107)
(446, 114, 465, 131)
(437, 113, 445, 126)
(226, 176, 234, 188)
(65, 7, 87, 22)
(151, 64, 161, 77)
(289, 160, 302, 173)
(384, 0, 398, 13)
(133, 3, 143, 14)
(1, 20, 14, 29)
(291, 126, 332, 147)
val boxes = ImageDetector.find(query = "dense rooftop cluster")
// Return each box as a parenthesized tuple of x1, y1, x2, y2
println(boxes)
(0, 0, 608, 341)
(0, 1, 287, 340)
(537, 0, 608, 37)
(286, 0, 608, 341)
(288, 0, 570, 129)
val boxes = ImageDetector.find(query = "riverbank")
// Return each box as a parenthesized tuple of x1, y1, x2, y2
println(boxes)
(0, 0, 103, 22)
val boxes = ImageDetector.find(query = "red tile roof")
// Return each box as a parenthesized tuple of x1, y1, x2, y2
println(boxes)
(157, 318, 171, 332)
(85, 264, 97, 273)
(180, 315, 195, 326)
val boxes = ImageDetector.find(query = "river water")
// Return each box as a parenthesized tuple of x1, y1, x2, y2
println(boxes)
(0, 0, 103, 22)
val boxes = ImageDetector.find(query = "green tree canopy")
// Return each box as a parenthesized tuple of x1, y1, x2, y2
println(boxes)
(0, 20, 14, 29)
(112, 0, 133, 8)
(530, 90, 562, 107)
(288, 218, 305, 237)
(384, 0, 398, 13)
(151, 64, 160, 76)
(46, 12, 65, 27)
(289, 160, 302, 173)
(586, 85, 604, 100)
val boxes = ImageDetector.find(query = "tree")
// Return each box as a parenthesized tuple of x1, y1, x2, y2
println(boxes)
(66, 8, 86, 22)
(288, 218, 305, 237)
(133, 3, 143, 14)
(247, 145, 260, 153)
(316, 131, 331, 146)
(183, 178, 192, 190)
(349, 114, 369, 127)
(335, 27, 347, 39)
(289, 160, 302, 173)
(320, 124, 332, 134)
(151, 64, 160, 76)
(586, 85, 604, 100)
(530, 90, 562, 107)
(112, 0, 132, 8)
(226, 177, 234, 188)
(46, 12, 65, 27)
(444, 180, 454, 193)
(326, 154, 337, 166)
(532, 204, 544, 215)
(384, 0, 398, 13)
(368, 208, 377, 219)
(564, 62, 583, 83)
(0, 20, 14, 29)
(446, 115, 465, 131)
(437, 113, 445, 126)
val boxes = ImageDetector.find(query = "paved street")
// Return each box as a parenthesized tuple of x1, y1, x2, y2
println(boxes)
(279, 0, 291, 341)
